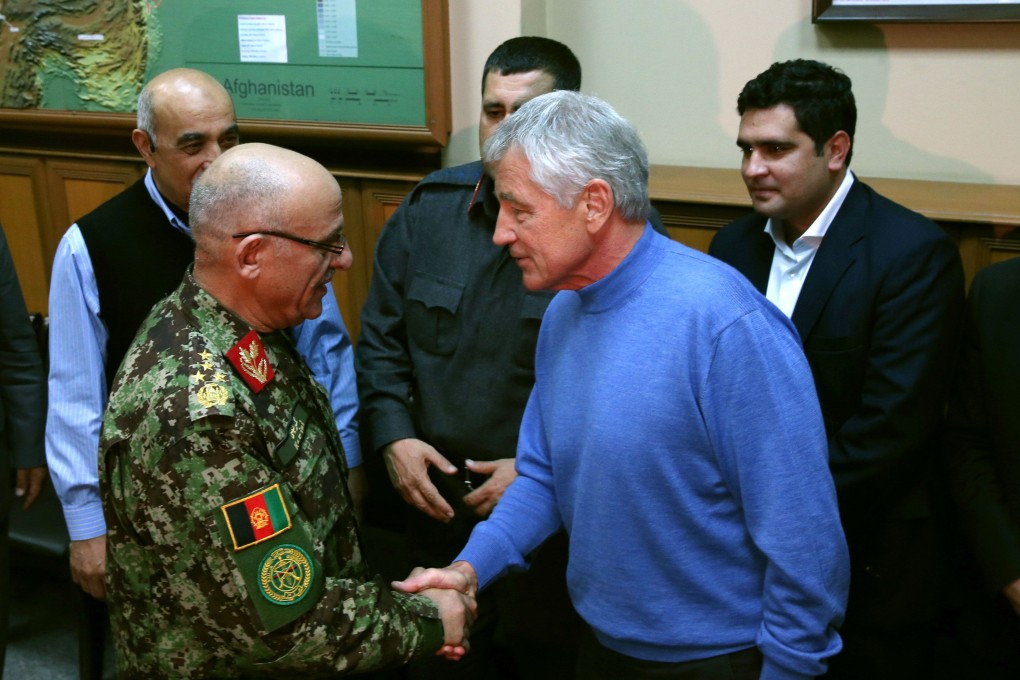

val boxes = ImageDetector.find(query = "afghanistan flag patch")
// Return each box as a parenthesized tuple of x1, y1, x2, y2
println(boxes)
(221, 484, 292, 551)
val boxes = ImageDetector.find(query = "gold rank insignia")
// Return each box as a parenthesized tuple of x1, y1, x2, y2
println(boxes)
(192, 347, 230, 408)
(196, 383, 229, 408)
(226, 330, 275, 394)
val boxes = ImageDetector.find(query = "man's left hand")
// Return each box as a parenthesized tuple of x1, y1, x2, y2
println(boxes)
(1003, 577, 1020, 617)
(14, 465, 47, 509)
(462, 458, 516, 517)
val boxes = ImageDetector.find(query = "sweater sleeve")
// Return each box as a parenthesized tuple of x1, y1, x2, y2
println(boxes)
(702, 306, 849, 679)
(455, 386, 563, 589)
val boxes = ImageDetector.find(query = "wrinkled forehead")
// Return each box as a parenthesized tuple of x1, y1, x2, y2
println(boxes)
(152, 86, 235, 138)
(482, 69, 555, 107)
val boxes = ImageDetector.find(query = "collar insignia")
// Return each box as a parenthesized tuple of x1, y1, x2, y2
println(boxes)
(226, 330, 275, 393)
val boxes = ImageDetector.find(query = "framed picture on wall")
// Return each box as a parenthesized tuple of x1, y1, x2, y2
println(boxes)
(813, 0, 1020, 22)
(0, 0, 451, 149)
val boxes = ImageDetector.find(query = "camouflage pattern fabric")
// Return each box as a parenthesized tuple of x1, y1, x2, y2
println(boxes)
(100, 269, 443, 678)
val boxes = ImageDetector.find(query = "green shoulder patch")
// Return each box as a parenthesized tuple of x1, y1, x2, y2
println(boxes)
(214, 484, 324, 632)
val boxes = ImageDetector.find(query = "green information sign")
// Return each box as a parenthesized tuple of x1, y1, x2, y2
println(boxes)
(0, 0, 435, 128)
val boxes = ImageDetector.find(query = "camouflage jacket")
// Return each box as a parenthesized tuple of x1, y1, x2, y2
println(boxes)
(100, 270, 442, 678)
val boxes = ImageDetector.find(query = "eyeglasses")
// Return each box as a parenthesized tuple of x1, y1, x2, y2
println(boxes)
(232, 230, 347, 257)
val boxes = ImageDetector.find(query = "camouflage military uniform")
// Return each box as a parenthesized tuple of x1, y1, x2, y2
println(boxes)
(100, 269, 443, 678)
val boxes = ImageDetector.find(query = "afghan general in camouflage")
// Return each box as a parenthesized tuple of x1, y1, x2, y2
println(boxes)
(99, 143, 472, 678)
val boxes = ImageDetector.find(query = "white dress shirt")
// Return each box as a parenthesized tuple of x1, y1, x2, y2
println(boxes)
(764, 171, 856, 318)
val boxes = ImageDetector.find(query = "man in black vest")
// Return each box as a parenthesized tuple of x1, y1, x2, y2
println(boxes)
(45, 69, 361, 611)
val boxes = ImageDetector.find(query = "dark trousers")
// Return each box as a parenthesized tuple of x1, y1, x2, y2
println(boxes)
(0, 515, 9, 679)
(828, 517, 946, 679)
(575, 628, 762, 680)
(1, 459, 10, 679)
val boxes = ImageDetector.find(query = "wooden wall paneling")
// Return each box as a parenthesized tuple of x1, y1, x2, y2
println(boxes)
(987, 238, 1020, 265)
(345, 180, 417, 342)
(0, 155, 53, 313)
(360, 181, 417, 266)
(45, 158, 143, 255)
(653, 201, 746, 253)
(332, 178, 364, 340)
(328, 178, 415, 343)
(950, 223, 1020, 292)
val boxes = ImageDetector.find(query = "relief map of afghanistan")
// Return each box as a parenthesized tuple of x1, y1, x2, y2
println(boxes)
(0, 0, 152, 111)
(0, 0, 426, 125)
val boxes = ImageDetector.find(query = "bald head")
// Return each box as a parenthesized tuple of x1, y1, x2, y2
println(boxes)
(191, 143, 339, 251)
(189, 143, 349, 332)
(132, 68, 239, 211)
(136, 69, 233, 146)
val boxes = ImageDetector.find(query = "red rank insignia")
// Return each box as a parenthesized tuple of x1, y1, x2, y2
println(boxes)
(226, 330, 275, 393)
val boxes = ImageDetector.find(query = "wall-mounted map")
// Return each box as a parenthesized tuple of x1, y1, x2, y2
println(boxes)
(0, 0, 429, 126)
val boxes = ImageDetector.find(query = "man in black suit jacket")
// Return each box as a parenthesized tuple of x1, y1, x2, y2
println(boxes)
(0, 222, 47, 674)
(945, 257, 1020, 677)
(709, 59, 965, 678)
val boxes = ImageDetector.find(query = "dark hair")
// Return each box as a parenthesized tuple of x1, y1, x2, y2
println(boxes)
(737, 59, 856, 165)
(481, 37, 581, 95)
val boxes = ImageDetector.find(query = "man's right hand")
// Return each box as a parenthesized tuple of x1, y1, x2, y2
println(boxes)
(382, 438, 458, 522)
(393, 561, 479, 598)
(396, 562, 479, 660)
(70, 535, 107, 600)
(1003, 577, 1020, 617)
(419, 585, 477, 660)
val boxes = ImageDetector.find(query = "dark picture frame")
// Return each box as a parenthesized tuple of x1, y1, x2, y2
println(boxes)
(813, 0, 1020, 23)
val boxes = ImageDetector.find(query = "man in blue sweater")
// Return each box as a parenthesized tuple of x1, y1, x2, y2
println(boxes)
(395, 91, 850, 679)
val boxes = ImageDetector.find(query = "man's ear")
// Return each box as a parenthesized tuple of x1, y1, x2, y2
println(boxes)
(235, 234, 264, 280)
(131, 129, 157, 169)
(826, 131, 851, 171)
(583, 179, 614, 233)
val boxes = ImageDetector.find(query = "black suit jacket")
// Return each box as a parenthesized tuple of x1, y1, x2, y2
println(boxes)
(946, 257, 1020, 594)
(0, 223, 46, 518)
(711, 179, 965, 560)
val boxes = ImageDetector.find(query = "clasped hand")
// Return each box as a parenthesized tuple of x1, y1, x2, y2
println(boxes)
(393, 561, 479, 660)
(383, 438, 516, 521)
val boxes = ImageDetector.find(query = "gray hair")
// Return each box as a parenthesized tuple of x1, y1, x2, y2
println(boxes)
(190, 156, 288, 253)
(482, 90, 650, 222)
(136, 85, 157, 149)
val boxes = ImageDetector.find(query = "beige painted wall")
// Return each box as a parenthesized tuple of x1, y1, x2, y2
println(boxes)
(444, 0, 1020, 186)
(443, 0, 523, 167)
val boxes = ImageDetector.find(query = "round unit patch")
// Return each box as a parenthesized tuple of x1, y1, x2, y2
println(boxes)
(258, 544, 314, 605)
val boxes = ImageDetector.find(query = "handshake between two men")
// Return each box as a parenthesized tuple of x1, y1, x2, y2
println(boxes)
(394, 561, 480, 660)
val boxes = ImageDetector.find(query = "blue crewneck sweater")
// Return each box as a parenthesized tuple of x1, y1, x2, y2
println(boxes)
(457, 225, 848, 680)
